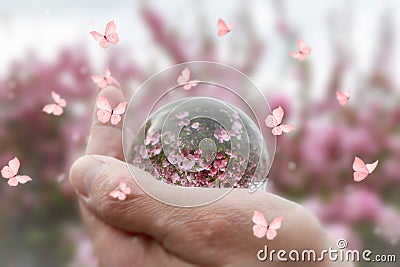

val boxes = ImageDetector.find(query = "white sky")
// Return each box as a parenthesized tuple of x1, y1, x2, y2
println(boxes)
(0, 0, 399, 98)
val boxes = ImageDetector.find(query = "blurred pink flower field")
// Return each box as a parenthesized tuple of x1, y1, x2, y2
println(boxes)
(0, 1, 399, 266)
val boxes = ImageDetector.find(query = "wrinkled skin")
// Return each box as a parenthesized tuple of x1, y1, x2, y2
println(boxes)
(69, 85, 353, 267)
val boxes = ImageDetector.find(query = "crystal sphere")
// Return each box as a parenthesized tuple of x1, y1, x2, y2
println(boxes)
(128, 97, 270, 189)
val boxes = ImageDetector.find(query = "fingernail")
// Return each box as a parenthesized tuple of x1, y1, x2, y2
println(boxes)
(70, 155, 105, 197)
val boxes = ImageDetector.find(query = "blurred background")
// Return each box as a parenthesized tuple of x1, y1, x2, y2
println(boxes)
(0, 0, 399, 266)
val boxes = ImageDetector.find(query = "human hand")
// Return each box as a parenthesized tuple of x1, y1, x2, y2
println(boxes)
(69, 85, 352, 267)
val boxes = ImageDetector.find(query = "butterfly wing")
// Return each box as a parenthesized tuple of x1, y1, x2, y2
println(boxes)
(97, 110, 111, 123)
(1, 166, 14, 179)
(269, 216, 284, 230)
(51, 91, 61, 103)
(353, 171, 369, 182)
(51, 91, 66, 108)
(298, 39, 311, 55)
(99, 39, 108, 49)
(52, 105, 64, 116)
(97, 96, 112, 123)
(91, 75, 108, 89)
(217, 18, 231, 37)
(104, 67, 111, 78)
(8, 157, 20, 174)
(119, 182, 131, 195)
(110, 188, 127, 201)
(110, 115, 121, 125)
(7, 177, 19, 187)
(113, 102, 128, 115)
(265, 115, 278, 128)
(90, 31, 104, 41)
(178, 68, 190, 85)
(266, 229, 278, 240)
(280, 124, 296, 133)
(1, 157, 20, 178)
(336, 91, 349, 106)
(353, 157, 370, 182)
(253, 224, 268, 238)
(42, 104, 56, 114)
(290, 52, 300, 59)
(90, 31, 108, 48)
(16, 175, 32, 184)
(366, 160, 378, 174)
(91, 75, 103, 83)
(271, 126, 283, 136)
(272, 106, 284, 125)
(352, 157, 370, 174)
(109, 190, 121, 199)
(105, 20, 117, 36)
(105, 20, 119, 44)
(111, 101, 127, 125)
(58, 99, 67, 107)
(97, 96, 112, 112)
(252, 210, 268, 238)
(252, 210, 268, 226)
(183, 83, 192, 90)
(117, 192, 127, 201)
(104, 67, 113, 85)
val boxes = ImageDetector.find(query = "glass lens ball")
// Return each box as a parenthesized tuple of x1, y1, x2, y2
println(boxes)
(128, 97, 270, 189)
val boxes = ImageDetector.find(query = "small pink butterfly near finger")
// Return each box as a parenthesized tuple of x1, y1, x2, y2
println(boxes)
(252, 210, 284, 240)
(42, 91, 67, 116)
(290, 38, 311, 61)
(91, 67, 113, 89)
(353, 157, 378, 182)
(336, 89, 351, 106)
(96, 95, 127, 125)
(265, 106, 296, 136)
(177, 68, 198, 90)
(90, 20, 119, 49)
(217, 18, 234, 37)
(109, 180, 131, 201)
(1, 157, 32, 187)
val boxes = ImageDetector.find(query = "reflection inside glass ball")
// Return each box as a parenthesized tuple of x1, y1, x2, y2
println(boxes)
(128, 97, 269, 188)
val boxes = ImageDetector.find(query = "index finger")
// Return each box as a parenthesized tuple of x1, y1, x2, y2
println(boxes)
(85, 85, 126, 160)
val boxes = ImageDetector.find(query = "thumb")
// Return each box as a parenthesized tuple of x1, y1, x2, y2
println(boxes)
(69, 155, 240, 240)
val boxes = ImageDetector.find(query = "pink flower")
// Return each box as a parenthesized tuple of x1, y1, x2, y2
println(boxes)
(180, 155, 195, 170)
(214, 128, 230, 143)
(332, 188, 381, 223)
(376, 206, 400, 243)
(175, 111, 189, 120)
(231, 121, 242, 134)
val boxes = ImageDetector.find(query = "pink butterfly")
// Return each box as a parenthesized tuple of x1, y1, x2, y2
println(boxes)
(217, 18, 234, 37)
(252, 210, 284, 240)
(42, 91, 67, 116)
(336, 89, 351, 106)
(177, 68, 198, 90)
(265, 106, 296, 136)
(290, 39, 311, 61)
(96, 96, 127, 125)
(91, 67, 113, 89)
(109, 180, 131, 200)
(1, 157, 32, 187)
(353, 157, 378, 182)
(90, 20, 119, 49)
